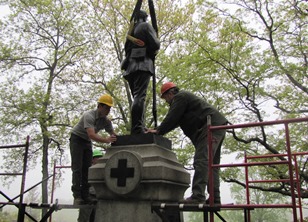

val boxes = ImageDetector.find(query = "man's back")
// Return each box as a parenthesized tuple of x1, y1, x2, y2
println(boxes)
(158, 90, 228, 138)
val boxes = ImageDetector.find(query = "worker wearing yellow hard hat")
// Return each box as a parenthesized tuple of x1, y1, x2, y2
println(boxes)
(70, 94, 117, 205)
(97, 94, 114, 107)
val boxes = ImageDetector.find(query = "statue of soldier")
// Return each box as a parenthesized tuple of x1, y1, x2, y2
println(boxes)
(122, 9, 160, 134)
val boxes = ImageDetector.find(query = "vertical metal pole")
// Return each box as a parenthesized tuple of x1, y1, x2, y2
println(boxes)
(148, 0, 158, 128)
(17, 205, 26, 222)
(293, 156, 303, 221)
(206, 116, 215, 222)
(284, 123, 298, 222)
(17, 136, 30, 222)
(203, 211, 208, 222)
(244, 152, 251, 222)
(49, 160, 57, 222)
(244, 209, 248, 222)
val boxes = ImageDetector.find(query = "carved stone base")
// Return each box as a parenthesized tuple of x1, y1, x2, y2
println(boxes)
(89, 135, 190, 222)
(94, 200, 161, 222)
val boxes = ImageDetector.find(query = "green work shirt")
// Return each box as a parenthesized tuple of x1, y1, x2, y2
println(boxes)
(157, 91, 227, 139)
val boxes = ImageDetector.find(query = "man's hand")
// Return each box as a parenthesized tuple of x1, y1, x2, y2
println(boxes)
(146, 129, 158, 134)
(87, 128, 117, 144)
(106, 135, 117, 143)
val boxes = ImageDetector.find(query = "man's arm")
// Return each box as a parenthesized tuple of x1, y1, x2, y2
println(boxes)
(155, 94, 187, 135)
(86, 128, 116, 143)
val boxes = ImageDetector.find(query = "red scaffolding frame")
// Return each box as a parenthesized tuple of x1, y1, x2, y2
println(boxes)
(49, 161, 71, 222)
(207, 117, 308, 222)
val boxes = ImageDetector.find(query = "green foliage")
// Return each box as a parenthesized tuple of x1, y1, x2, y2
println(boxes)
(0, 0, 200, 206)
(0, 0, 307, 216)
(187, 212, 203, 222)
(0, 210, 17, 222)
(225, 168, 291, 222)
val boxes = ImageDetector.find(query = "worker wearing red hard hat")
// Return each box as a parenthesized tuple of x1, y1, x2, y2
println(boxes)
(160, 82, 177, 98)
(147, 82, 228, 204)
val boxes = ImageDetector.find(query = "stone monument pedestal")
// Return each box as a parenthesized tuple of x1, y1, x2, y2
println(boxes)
(95, 200, 160, 222)
(88, 134, 190, 222)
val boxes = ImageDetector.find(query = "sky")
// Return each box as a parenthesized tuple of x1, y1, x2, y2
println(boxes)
(0, 5, 9, 17)
(0, 2, 306, 221)
(0, 0, 233, 206)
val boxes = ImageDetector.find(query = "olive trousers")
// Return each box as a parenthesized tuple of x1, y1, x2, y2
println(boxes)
(190, 127, 226, 201)
(70, 133, 93, 199)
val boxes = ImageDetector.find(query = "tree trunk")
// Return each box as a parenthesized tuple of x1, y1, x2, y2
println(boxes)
(41, 134, 49, 218)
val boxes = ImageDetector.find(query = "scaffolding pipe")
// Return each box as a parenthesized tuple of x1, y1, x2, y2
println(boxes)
(284, 123, 298, 222)
(207, 117, 307, 222)
(17, 136, 30, 222)
(244, 152, 251, 222)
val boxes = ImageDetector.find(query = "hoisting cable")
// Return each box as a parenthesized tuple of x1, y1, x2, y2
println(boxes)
(148, 0, 158, 127)
(121, 0, 144, 70)
(126, 0, 145, 47)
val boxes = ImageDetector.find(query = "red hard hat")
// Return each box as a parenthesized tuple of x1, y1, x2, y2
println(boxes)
(160, 82, 176, 97)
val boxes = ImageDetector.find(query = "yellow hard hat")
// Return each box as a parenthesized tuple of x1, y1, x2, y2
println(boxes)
(97, 94, 113, 107)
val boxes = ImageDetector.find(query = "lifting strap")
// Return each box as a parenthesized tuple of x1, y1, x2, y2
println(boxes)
(126, 0, 145, 47)
(148, 0, 158, 34)
(125, 0, 159, 127)
(148, 0, 158, 127)
(126, 0, 158, 48)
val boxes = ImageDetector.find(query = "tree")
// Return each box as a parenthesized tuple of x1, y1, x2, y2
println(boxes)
(224, 167, 290, 222)
(0, 210, 16, 222)
(0, 0, 198, 217)
(208, 0, 308, 199)
(161, 0, 307, 198)
(0, 1, 306, 220)
(0, 0, 95, 216)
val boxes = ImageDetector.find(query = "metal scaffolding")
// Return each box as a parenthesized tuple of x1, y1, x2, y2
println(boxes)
(1, 117, 307, 222)
(0, 137, 92, 222)
(152, 117, 307, 222)
(0, 136, 30, 221)
(206, 117, 307, 222)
